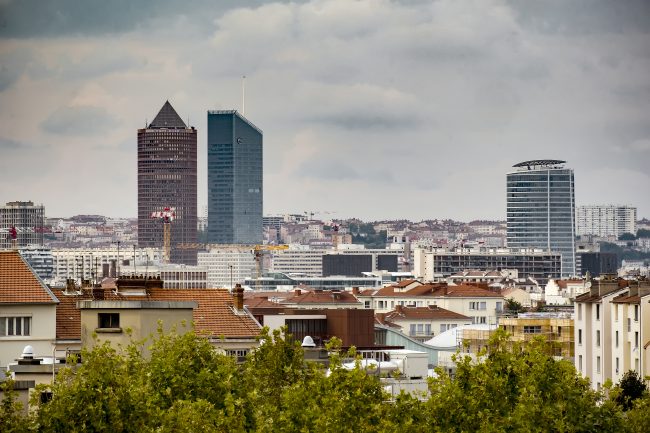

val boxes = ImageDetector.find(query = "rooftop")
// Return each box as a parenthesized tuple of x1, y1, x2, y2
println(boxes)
(147, 100, 188, 129)
(0, 250, 58, 304)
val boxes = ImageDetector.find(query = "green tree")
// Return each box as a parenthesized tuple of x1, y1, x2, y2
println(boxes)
(619, 232, 637, 241)
(504, 298, 523, 313)
(614, 370, 647, 410)
(0, 373, 30, 433)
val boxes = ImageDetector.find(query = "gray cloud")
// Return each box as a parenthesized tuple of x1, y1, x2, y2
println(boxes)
(41, 106, 119, 136)
(1, 0, 649, 219)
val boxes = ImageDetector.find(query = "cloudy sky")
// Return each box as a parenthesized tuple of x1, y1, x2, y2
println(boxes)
(1, 0, 649, 221)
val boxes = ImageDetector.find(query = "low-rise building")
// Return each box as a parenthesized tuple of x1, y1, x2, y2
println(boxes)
(357, 280, 504, 325)
(376, 305, 472, 341)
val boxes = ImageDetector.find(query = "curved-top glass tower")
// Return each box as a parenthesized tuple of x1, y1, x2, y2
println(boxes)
(506, 160, 575, 277)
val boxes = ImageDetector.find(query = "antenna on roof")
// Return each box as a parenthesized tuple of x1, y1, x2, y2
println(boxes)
(242, 75, 246, 115)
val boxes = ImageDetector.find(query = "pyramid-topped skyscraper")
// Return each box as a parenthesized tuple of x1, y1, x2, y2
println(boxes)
(138, 101, 197, 264)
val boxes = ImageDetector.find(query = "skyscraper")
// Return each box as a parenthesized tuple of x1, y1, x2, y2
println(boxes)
(576, 205, 637, 238)
(138, 101, 197, 264)
(506, 160, 576, 277)
(207, 110, 263, 245)
(0, 201, 44, 249)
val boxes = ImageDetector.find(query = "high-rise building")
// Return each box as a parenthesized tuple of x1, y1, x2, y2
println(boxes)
(576, 205, 637, 238)
(0, 201, 45, 248)
(506, 160, 576, 277)
(207, 110, 263, 245)
(138, 101, 197, 264)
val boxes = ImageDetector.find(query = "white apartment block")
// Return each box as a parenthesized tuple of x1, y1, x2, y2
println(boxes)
(574, 279, 650, 390)
(52, 247, 162, 285)
(576, 205, 637, 238)
(270, 247, 327, 276)
(198, 247, 256, 289)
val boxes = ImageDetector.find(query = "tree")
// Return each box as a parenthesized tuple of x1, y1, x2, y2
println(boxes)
(615, 370, 647, 410)
(504, 298, 523, 313)
(636, 228, 650, 239)
(619, 232, 636, 241)
(0, 373, 30, 433)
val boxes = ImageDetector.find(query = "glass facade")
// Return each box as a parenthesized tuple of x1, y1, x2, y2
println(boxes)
(207, 111, 263, 245)
(506, 162, 575, 277)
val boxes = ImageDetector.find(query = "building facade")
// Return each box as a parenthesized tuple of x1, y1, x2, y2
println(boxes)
(138, 101, 198, 264)
(413, 246, 561, 284)
(207, 110, 263, 245)
(0, 201, 45, 248)
(506, 160, 576, 277)
(576, 205, 637, 238)
(574, 279, 650, 390)
(198, 247, 257, 289)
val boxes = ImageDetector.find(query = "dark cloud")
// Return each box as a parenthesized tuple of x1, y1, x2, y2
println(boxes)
(507, 0, 650, 35)
(41, 106, 119, 135)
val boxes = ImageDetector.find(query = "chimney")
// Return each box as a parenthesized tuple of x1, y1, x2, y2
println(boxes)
(294, 289, 302, 296)
(233, 283, 244, 310)
(352, 287, 359, 295)
(395, 304, 403, 314)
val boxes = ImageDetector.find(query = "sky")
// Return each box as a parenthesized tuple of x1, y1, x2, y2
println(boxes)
(0, 0, 649, 221)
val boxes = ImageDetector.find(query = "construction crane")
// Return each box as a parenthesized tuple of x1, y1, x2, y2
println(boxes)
(150, 207, 175, 264)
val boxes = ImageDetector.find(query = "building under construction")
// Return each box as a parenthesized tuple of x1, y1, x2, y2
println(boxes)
(0, 201, 45, 249)
(461, 312, 574, 360)
(137, 101, 197, 265)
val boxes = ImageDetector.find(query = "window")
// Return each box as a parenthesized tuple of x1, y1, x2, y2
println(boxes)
(425, 324, 431, 335)
(628, 318, 631, 332)
(616, 331, 619, 348)
(596, 304, 600, 321)
(635, 332, 639, 349)
(496, 301, 503, 312)
(479, 302, 486, 311)
(614, 305, 618, 322)
(440, 324, 447, 334)
(98, 313, 120, 329)
(616, 357, 619, 374)
(410, 324, 416, 336)
(0, 317, 31, 336)
(596, 330, 600, 347)
(473, 317, 487, 324)
(557, 326, 562, 336)
(578, 355, 583, 372)
(523, 326, 542, 334)
(634, 305, 639, 322)
(364, 301, 371, 309)
(597, 356, 601, 374)
(578, 329, 582, 345)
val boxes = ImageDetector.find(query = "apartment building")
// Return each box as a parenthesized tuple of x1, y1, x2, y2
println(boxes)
(574, 278, 650, 390)
(0, 201, 45, 248)
(576, 205, 637, 238)
(356, 280, 503, 325)
(413, 246, 561, 284)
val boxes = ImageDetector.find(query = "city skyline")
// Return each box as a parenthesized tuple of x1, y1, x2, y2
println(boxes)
(1, 1, 649, 221)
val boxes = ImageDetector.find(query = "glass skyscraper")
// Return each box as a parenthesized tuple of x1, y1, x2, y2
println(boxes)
(506, 160, 576, 277)
(207, 110, 262, 245)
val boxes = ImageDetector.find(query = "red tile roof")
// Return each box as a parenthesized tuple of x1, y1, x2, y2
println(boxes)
(0, 250, 58, 304)
(53, 287, 261, 340)
(382, 305, 470, 321)
(282, 290, 361, 305)
(363, 282, 501, 298)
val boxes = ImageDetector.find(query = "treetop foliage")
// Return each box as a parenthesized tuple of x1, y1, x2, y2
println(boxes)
(2, 327, 649, 432)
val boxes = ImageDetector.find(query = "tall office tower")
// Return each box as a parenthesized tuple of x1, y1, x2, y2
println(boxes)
(207, 110, 263, 244)
(576, 205, 637, 238)
(506, 160, 576, 277)
(0, 201, 45, 248)
(138, 101, 197, 264)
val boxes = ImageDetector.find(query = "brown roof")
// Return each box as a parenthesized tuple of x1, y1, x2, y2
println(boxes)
(431, 284, 502, 298)
(0, 250, 58, 304)
(53, 287, 261, 340)
(382, 305, 470, 322)
(244, 296, 281, 309)
(371, 283, 442, 297)
(611, 294, 641, 304)
(283, 290, 361, 305)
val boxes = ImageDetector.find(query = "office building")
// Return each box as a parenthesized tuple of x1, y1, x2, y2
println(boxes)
(0, 201, 45, 248)
(198, 247, 257, 289)
(138, 101, 198, 264)
(579, 252, 618, 277)
(576, 205, 637, 238)
(323, 254, 398, 277)
(413, 246, 561, 284)
(19, 246, 54, 281)
(207, 110, 263, 245)
(507, 160, 576, 277)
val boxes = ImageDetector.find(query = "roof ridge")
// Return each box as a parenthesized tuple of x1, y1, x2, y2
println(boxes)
(148, 100, 187, 129)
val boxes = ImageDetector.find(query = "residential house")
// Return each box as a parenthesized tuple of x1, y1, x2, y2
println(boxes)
(376, 305, 472, 341)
